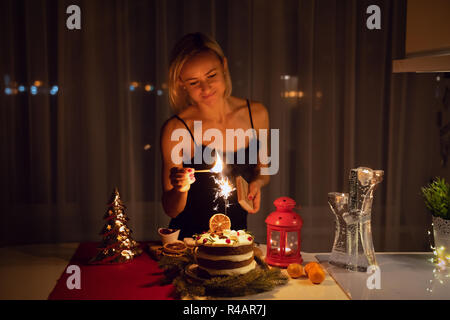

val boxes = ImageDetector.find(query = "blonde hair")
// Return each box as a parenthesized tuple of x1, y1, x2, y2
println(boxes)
(168, 32, 232, 113)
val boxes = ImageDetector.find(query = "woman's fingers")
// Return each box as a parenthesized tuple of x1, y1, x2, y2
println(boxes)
(248, 182, 259, 201)
(172, 172, 195, 182)
(170, 167, 193, 174)
(247, 182, 261, 214)
(173, 176, 195, 186)
(169, 167, 195, 190)
(252, 190, 261, 212)
(172, 174, 189, 180)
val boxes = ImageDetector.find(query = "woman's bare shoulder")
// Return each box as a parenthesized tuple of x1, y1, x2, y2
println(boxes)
(160, 115, 185, 139)
(229, 96, 267, 112)
(233, 97, 269, 129)
(249, 100, 268, 114)
(175, 105, 199, 123)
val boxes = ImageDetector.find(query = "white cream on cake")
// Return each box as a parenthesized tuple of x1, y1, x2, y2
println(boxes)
(195, 229, 253, 246)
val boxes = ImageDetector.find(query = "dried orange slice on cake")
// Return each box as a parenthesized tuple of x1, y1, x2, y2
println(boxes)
(209, 213, 231, 232)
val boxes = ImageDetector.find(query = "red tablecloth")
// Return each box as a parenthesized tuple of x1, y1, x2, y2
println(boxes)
(48, 242, 175, 300)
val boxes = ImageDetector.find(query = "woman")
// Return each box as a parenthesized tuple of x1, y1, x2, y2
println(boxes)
(160, 32, 270, 239)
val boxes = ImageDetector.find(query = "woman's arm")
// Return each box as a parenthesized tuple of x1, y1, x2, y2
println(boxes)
(247, 102, 270, 213)
(160, 118, 194, 218)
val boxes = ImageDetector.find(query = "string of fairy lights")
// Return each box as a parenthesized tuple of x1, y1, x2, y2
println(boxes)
(426, 224, 450, 293)
(427, 226, 450, 267)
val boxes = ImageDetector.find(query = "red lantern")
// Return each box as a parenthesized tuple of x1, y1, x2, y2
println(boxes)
(265, 196, 303, 267)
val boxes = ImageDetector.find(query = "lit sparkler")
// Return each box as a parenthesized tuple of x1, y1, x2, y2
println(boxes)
(208, 152, 235, 215)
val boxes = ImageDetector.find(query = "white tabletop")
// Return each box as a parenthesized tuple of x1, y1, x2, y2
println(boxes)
(225, 244, 349, 300)
(316, 253, 450, 300)
(3, 243, 444, 300)
(0, 243, 79, 300)
(0, 243, 349, 300)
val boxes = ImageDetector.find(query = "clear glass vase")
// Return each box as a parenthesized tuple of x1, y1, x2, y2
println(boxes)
(326, 167, 383, 272)
(348, 168, 383, 271)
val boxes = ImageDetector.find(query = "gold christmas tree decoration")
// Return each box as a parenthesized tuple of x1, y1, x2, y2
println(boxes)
(90, 187, 142, 264)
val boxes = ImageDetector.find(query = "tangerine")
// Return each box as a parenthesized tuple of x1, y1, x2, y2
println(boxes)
(287, 263, 305, 278)
(304, 262, 321, 275)
(308, 266, 325, 284)
(209, 213, 231, 232)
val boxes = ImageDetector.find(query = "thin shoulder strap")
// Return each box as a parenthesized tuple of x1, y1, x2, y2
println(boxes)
(172, 115, 197, 146)
(246, 99, 255, 129)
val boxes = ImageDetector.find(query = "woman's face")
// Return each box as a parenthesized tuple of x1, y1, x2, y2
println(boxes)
(179, 50, 227, 106)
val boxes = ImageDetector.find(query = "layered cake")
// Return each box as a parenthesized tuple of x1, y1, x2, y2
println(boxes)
(194, 229, 256, 276)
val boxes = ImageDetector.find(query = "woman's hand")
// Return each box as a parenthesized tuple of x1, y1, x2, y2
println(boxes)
(247, 180, 262, 214)
(170, 167, 195, 192)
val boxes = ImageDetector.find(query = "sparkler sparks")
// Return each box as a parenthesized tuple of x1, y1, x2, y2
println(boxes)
(213, 175, 235, 215)
(213, 175, 235, 200)
(210, 152, 235, 215)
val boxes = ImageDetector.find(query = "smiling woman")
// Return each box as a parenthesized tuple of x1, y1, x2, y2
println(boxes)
(180, 51, 225, 105)
(160, 32, 270, 239)
(168, 33, 232, 113)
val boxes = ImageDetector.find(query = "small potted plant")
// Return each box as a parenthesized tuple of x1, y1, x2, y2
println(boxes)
(421, 177, 450, 265)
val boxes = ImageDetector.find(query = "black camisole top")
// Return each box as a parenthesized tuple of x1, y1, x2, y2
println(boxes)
(169, 99, 259, 239)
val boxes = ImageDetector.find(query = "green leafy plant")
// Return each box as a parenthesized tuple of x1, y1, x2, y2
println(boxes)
(421, 177, 450, 220)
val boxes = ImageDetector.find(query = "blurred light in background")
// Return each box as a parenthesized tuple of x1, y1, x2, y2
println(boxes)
(281, 91, 304, 98)
(3, 80, 61, 96)
(281, 75, 301, 103)
(50, 85, 59, 95)
(129, 81, 140, 91)
(130, 82, 162, 94)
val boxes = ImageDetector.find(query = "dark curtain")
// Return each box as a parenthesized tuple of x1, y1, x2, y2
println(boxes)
(1, 0, 448, 252)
